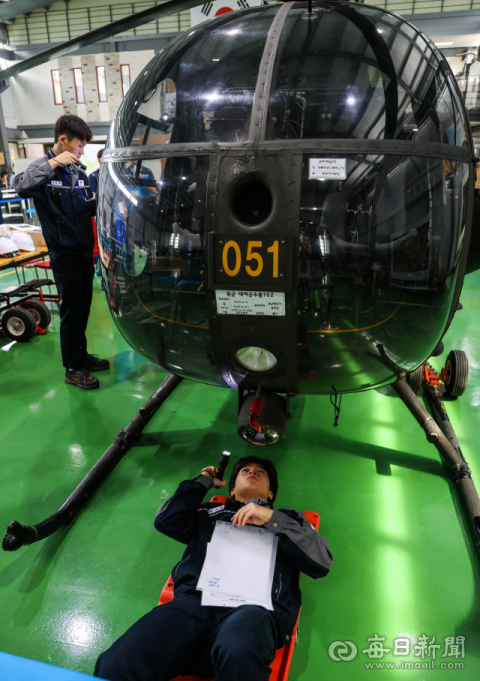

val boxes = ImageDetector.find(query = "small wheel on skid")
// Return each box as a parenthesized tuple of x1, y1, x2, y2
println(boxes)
(1, 308, 37, 342)
(406, 365, 423, 394)
(444, 350, 469, 397)
(20, 300, 51, 329)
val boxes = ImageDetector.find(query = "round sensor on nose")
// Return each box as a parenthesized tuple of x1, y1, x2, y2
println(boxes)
(231, 179, 273, 225)
(234, 346, 277, 372)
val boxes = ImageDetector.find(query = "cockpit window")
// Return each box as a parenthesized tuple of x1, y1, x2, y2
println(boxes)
(266, 5, 463, 146)
(110, 6, 277, 148)
(132, 79, 176, 146)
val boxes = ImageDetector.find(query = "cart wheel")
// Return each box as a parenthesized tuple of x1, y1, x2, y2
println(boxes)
(406, 365, 423, 394)
(1, 308, 37, 342)
(444, 350, 469, 397)
(20, 300, 51, 329)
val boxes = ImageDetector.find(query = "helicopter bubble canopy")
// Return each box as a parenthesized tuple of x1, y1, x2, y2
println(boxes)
(98, 1, 473, 399)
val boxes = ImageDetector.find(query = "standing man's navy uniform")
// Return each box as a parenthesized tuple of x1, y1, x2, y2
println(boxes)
(12, 115, 110, 389)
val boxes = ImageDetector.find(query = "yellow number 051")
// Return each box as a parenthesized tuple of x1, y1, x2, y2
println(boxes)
(222, 240, 279, 278)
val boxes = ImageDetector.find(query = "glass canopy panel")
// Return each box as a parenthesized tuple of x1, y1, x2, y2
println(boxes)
(266, 3, 464, 146)
(109, 5, 277, 149)
(297, 153, 469, 388)
(97, 155, 224, 385)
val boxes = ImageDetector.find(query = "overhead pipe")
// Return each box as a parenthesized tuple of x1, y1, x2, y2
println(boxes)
(0, 0, 206, 82)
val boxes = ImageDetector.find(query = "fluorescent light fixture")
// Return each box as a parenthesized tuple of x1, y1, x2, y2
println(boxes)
(434, 42, 453, 47)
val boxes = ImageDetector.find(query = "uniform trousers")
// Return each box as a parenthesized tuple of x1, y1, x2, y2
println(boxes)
(94, 591, 278, 681)
(50, 249, 94, 370)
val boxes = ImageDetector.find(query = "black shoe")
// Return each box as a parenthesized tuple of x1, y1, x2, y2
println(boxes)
(85, 354, 110, 371)
(65, 368, 99, 389)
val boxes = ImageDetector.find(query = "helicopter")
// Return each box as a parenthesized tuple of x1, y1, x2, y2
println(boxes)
(1, 0, 479, 447)
(95, 0, 480, 445)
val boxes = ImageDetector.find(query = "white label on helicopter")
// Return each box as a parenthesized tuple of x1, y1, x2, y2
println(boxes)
(309, 158, 347, 181)
(215, 290, 285, 316)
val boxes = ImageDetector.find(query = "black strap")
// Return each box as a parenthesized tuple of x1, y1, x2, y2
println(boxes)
(330, 388, 342, 427)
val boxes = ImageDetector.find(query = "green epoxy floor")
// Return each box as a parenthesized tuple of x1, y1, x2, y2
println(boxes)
(1, 269, 480, 680)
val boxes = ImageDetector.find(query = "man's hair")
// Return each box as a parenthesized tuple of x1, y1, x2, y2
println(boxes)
(97, 148, 104, 160)
(54, 115, 92, 143)
(229, 456, 278, 503)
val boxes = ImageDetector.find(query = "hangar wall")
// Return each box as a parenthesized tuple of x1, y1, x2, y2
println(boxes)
(2, 0, 480, 170)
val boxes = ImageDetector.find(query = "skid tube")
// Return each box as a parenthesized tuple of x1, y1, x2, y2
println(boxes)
(391, 374, 480, 555)
(2, 372, 183, 552)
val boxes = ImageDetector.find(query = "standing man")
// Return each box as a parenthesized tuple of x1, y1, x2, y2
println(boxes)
(88, 148, 103, 195)
(12, 115, 110, 389)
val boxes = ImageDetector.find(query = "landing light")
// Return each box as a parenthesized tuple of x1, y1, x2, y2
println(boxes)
(234, 347, 277, 372)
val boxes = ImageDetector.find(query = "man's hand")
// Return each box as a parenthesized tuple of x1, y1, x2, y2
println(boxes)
(200, 466, 226, 489)
(49, 152, 79, 169)
(231, 503, 274, 527)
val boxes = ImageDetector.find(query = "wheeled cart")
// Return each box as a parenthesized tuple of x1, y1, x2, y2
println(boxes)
(0, 279, 58, 342)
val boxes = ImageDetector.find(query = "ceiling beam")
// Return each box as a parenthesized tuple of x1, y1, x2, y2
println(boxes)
(0, 0, 58, 23)
(0, 0, 204, 81)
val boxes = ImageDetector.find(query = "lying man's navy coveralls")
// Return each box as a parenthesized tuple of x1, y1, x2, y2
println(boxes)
(94, 474, 334, 681)
(12, 150, 96, 370)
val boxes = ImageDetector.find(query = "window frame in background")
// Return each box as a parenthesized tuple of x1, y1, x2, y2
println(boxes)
(96, 66, 108, 102)
(51, 69, 63, 105)
(73, 67, 85, 104)
(120, 64, 131, 98)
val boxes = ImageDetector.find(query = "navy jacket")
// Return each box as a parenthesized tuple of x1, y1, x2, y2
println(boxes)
(155, 475, 334, 645)
(12, 149, 96, 253)
(88, 168, 99, 195)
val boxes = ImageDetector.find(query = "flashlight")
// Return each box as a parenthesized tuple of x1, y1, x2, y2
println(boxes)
(216, 451, 231, 481)
(75, 161, 87, 171)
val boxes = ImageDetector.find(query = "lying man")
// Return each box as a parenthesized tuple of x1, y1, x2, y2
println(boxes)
(94, 456, 333, 681)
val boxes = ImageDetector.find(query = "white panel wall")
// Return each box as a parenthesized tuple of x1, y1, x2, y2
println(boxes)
(7, 49, 155, 130)
(10, 58, 62, 127)
(120, 49, 156, 83)
(1, 87, 17, 129)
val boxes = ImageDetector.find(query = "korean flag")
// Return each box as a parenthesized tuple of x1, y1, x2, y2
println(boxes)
(190, 0, 262, 28)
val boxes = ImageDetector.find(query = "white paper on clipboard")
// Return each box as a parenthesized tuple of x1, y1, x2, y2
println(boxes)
(201, 591, 273, 609)
(197, 521, 278, 610)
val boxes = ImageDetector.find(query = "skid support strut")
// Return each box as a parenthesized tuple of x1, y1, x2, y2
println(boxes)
(2, 372, 183, 552)
(392, 376, 480, 554)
